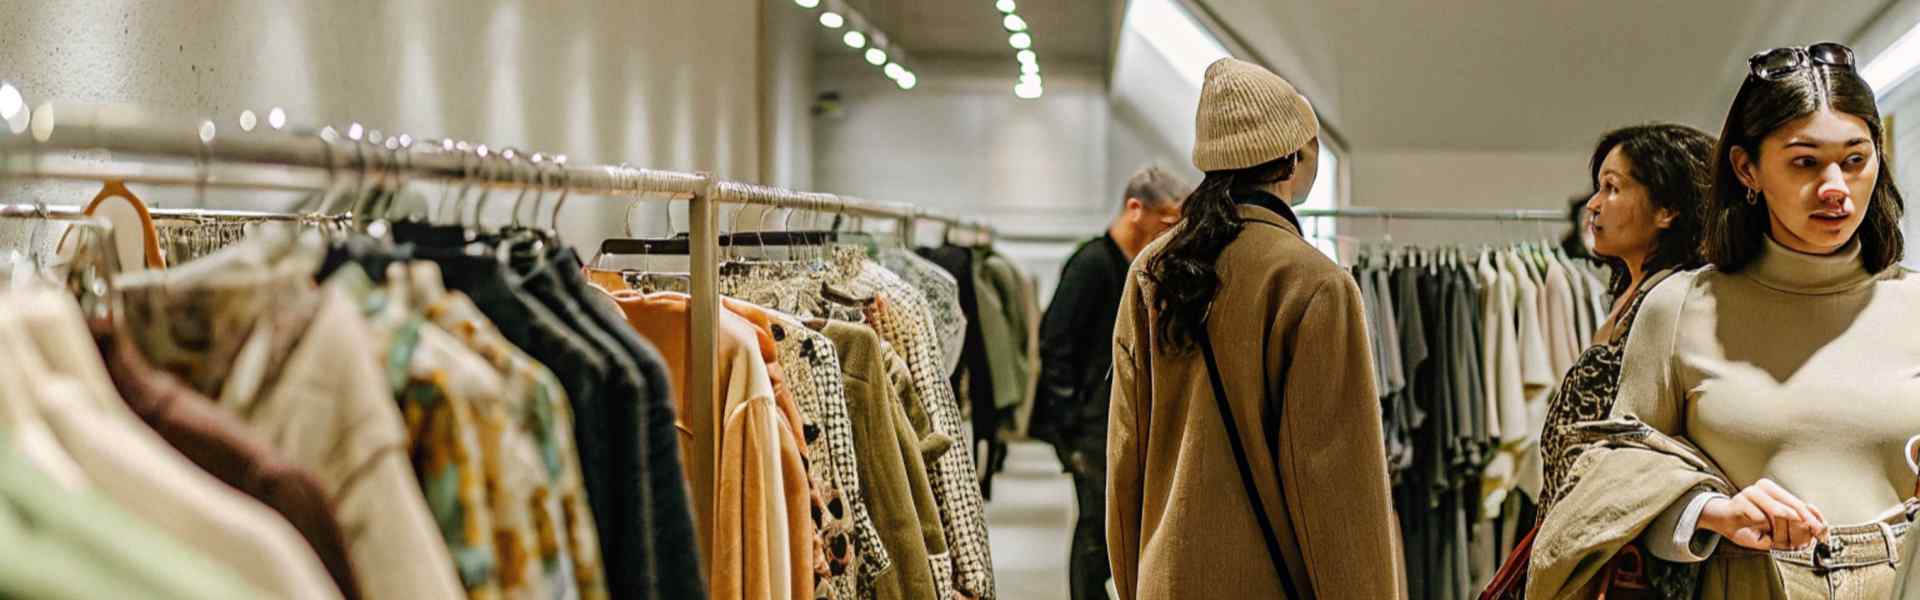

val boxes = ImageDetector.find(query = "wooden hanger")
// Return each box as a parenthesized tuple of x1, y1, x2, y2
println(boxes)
(83, 180, 165, 270)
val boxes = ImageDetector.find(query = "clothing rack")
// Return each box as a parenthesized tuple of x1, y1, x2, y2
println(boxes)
(994, 232, 1085, 244)
(985, 207, 1565, 247)
(0, 202, 350, 224)
(1296, 206, 1565, 222)
(0, 100, 997, 423)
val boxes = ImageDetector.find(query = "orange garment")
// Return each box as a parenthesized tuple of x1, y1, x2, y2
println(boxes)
(721, 299, 810, 453)
(584, 269, 627, 293)
(599, 290, 814, 600)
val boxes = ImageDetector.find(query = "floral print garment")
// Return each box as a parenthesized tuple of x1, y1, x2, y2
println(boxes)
(418, 279, 610, 600)
(346, 278, 504, 599)
(336, 264, 602, 600)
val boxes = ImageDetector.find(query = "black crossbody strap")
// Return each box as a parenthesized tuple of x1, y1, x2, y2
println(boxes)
(1196, 324, 1303, 599)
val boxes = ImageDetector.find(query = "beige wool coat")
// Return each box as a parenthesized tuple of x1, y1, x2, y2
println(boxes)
(1107, 204, 1404, 600)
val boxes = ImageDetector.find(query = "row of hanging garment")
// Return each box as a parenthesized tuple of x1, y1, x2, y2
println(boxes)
(909, 241, 1042, 500)
(1345, 241, 1610, 600)
(0, 190, 652, 600)
(581, 219, 1039, 600)
(0, 178, 1030, 600)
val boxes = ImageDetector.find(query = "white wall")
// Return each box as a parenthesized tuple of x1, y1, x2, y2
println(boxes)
(0, 0, 800, 248)
(812, 55, 1111, 292)
(763, 0, 815, 191)
(1108, 26, 1203, 202)
(1338, 148, 1587, 245)
(1856, 0, 1920, 269)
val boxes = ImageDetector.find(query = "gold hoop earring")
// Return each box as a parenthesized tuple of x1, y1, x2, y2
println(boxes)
(1746, 187, 1759, 206)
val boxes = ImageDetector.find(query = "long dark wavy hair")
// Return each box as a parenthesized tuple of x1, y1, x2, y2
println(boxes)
(1144, 154, 1297, 352)
(1703, 58, 1905, 273)
(1588, 124, 1716, 297)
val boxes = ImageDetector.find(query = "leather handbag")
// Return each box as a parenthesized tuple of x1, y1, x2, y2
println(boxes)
(1480, 527, 1658, 600)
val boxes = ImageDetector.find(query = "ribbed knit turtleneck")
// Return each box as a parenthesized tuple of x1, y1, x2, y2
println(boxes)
(1746, 235, 1875, 296)
(1611, 229, 1920, 531)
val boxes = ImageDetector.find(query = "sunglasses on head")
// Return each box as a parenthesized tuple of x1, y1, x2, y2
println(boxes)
(1748, 42, 1856, 80)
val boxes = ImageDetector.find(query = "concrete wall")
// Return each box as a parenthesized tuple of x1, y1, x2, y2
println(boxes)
(763, 0, 816, 191)
(1334, 148, 1587, 246)
(812, 55, 1111, 293)
(0, 0, 805, 248)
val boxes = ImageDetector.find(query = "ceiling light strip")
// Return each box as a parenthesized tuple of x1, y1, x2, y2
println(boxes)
(793, 0, 918, 90)
(996, 0, 1042, 98)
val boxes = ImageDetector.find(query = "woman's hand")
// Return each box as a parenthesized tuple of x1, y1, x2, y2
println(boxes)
(1698, 479, 1828, 551)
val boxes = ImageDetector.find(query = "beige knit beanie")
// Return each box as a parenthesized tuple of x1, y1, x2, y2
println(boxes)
(1192, 58, 1319, 172)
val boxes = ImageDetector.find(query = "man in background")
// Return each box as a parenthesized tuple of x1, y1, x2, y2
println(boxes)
(1560, 193, 1596, 262)
(1033, 165, 1187, 600)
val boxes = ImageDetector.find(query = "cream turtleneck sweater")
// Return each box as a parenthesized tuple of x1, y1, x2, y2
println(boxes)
(1614, 235, 1920, 561)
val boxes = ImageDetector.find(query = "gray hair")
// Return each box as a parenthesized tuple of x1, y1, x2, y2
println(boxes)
(1123, 165, 1190, 208)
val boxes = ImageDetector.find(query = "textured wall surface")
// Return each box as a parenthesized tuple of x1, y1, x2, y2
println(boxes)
(0, 0, 776, 246)
(812, 56, 1110, 295)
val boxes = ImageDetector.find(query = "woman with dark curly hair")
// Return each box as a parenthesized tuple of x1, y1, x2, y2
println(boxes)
(1534, 123, 1716, 519)
(1105, 57, 1400, 600)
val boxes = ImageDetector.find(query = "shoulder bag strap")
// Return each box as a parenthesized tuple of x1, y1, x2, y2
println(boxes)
(1196, 324, 1304, 599)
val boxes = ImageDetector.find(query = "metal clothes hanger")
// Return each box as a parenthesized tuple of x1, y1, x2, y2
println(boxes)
(390, 140, 484, 249)
(543, 154, 573, 237)
(2, 203, 123, 323)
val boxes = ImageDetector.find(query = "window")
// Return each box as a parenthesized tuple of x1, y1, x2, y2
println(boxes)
(1301, 138, 1341, 257)
(1124, 0, 1343, 258)
(1124, 0, 1232, 88)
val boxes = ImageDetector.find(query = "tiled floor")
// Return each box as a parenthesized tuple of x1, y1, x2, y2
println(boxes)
(986, 441, 1076, 600)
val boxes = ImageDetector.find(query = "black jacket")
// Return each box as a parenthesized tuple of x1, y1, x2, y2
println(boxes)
(1033, 233, 1130, 445)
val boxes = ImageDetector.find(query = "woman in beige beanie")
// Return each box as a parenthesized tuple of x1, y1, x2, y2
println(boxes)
(1106, 57, 1403, 600)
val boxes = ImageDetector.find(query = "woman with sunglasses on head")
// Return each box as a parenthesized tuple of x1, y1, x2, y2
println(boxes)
(1530, 42, 1915, 599)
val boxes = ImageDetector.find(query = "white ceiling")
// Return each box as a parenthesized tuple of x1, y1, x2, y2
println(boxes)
(1185, 0, 1897, 151)
(825, 0, 1113, 65)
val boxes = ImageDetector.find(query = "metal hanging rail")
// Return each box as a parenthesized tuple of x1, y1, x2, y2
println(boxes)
(0, 100, 996, 422)
(1, 103, 711, 199)
(1296, 206, 1565, 222)
(987, 206, 1562, 246)
(0, 203, 351, 224)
